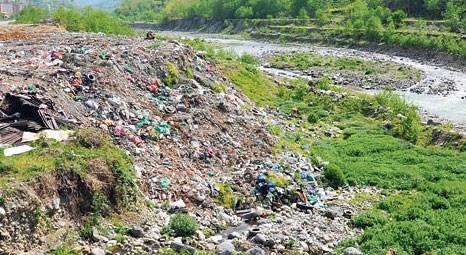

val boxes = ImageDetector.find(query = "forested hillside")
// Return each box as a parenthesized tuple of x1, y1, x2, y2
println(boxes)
(158, 0, 465, 33)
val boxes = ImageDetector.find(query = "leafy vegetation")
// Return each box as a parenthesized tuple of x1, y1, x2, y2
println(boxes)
(163, 62, 180, 87)
(179, 38, 466, 253)
(53, 7, 134, 35)
(152, 0, 466, 55)
(15, 6, 47, 24)
(16, 6, 134, 35)
(163, 213, 198, 237)
(323, 163, 347, 188)
(115, 0, 164, 21)
(0, 129, 137, 207)
(216, 183, 241, 209)
(270, 53, 421, 80)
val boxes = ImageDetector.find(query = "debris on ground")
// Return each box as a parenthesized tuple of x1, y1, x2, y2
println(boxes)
(0, 28, 378, 254)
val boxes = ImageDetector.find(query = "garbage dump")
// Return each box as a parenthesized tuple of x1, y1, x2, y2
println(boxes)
(0, 91, 76, 146)
(0, 30, 375, 255)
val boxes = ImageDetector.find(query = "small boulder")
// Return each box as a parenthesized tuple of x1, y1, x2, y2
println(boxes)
(227, 231, 241, 240)
(171, 242, 196, 254)
(129, 226, 145, 238)
(344, 247, 363, 255)
(90, 247, 105, 255)
(324, 209, 338, 220)
(216, 240, 235, 255)
(248, 246, 266, 255)
(252, 234, 266, 245)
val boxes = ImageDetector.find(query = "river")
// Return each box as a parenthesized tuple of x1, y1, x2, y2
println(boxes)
(160, 31, 466, 130)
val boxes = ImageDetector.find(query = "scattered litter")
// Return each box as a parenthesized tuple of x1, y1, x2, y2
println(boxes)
(4, 145, 33, 157)
(22, 130, 74, 143)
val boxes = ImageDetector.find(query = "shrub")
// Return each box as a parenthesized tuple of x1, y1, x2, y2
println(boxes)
(53, 7, 134, 35)
(16, 6, 47, 24)
(307, 112, 320, 123)
(353, 210, 389, 228)
(163, 62, 180, 87)
(323, 164, 346, 188)
(165, 214, 198, 237)
(75, 128, 109, 149)
(239, 53, 259, 65)
(212, 83, 227, 93)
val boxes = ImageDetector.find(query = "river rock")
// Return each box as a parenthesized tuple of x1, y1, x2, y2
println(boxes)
(227, 231, 241, 239)
(129, 226, 145, 238)
(344, 247, 363, 255)
(216, 240, 235, 255)
(248, 246, 266, 255)
(170, 242, 196, 254)
(252, 234, 267, 245)
(90, 247, 105, 255)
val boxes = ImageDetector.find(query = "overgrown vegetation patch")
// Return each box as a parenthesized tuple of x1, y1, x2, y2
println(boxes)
(0, 128, 138, 210)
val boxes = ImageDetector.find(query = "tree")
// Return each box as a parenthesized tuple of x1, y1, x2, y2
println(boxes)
(391, 9, 407, 28)
(297, 7, 309, 25)
(443, 1, 462, 32)
(366, 15, 384, 41)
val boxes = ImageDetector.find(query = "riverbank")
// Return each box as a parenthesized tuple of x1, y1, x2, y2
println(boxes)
(158, 31, 466, 132)
(142, 18, 466, 70)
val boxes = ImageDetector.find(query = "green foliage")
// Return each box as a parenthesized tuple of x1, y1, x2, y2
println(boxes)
(219, 61, 278, 107)
(165, 214, 198, 237)
(16, 6, 47, 24)
(366, 16, 384, 41)
(352, 209, 389, 228)
(375, 91, 422, 142)
(53, 7, 134, 35)
(270, 53, 421, 80)
(239, 53, 260, 65)
(49, 245, 79, 255)
(307, 112, 320, 123)
(163, 62, 180, 87)
(212, 83, 227, 93)
(115, 0, 164, 21)
(216, 183, 240, 209)
(297, 8, 310, 25)
(323, 163, 347, 188)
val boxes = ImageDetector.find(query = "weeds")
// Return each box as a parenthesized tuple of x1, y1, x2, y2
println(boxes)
(216, 183, 241, 209)
(163, 62, 180, 87)
(163, 214, 198, 237)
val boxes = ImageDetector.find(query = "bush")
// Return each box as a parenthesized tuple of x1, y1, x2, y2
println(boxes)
(352, 210, 389, 228)
(53, 7, 134, 35)
(323, 163, 346, 188)
(239, 53, 259, 65)
(75, 128, 109, 149)
(166, 214, 198, 237)
(16, 6, 47, 24)
(307, 112, 320, 123)
(163, 62, 180, 87)
(212, 83, 227, 93)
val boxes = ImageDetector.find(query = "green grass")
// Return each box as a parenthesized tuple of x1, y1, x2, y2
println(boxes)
(181, 37, 278, 107)
(219, 61, 279, 107)
(0, 129, 137, 209)
(184, 38, 466, 254)
(269, 52, 421, 80)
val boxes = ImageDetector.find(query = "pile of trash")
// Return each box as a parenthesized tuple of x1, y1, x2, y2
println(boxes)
(0, 31, 371, 255)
